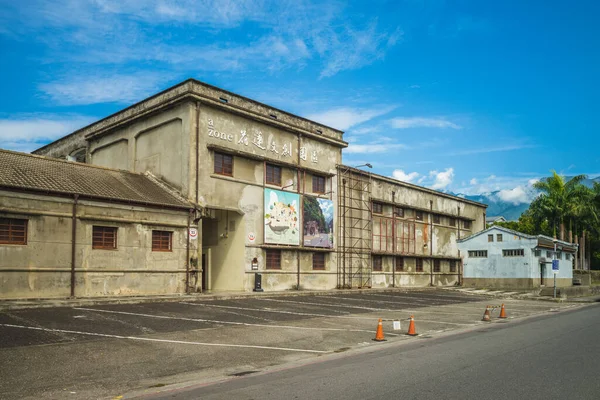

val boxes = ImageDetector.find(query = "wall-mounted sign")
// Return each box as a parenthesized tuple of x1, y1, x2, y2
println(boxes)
(303, 196, 333, 248)
(264, 188, 300, 245)
(189, 228, 198, 240)
(248, 232, 256, 243)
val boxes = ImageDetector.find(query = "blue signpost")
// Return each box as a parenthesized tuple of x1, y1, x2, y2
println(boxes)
(552, 259, 559, 272)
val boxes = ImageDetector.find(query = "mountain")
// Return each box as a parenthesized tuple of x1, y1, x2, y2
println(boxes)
(451, 176, 600, 221)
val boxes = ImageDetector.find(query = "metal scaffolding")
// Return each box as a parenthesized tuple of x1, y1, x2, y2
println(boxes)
(337, 167, 372, 288)
(372, 217, 416, 255)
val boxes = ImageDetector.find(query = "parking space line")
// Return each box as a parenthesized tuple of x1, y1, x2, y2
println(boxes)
(183, 302, 375, 319)
(0, 323, 328, 353)
(256, 298, 394, 312)
(75, 307, 381, 335)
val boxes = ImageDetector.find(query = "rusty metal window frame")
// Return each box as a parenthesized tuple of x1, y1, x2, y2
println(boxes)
(266, 249, 281, 270)
(395, 256, 404, 271)
(415, 258, 423, 272)
(372, 202, 383, 215)
(312, 174, 326, 194)
(433, 259, 441, 272)
(394, 207, 404, 217)
(432, 214, 440, 224)
(214, 152, 233, 176)
(468, 250, 488, 258)
(497, 234, 503, 242)
(92, 226, 117, 250)
(488, 234, 494, 242)
(372, 255, 383, 271)
(449, 217, 456, 227)
(415, 210, 424, 221)
(463, 220, 472, 229)
(265, 163, 282, 186)
(152, 230, 173, 252)
(502, 249, 524, 257)
(449, 260, 457, 272)
(312, 252, 326, 270)
(0, 218, 28, 245)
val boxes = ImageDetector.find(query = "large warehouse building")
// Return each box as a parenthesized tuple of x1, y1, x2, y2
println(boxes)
(1, 79, 487, 298)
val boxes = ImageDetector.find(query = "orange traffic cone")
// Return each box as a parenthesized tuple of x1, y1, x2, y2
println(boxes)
(407, 315, 418, 336)
(482, 305, 492, 322)
(373, 318, 386, 341)
(499, 304, 507, 319)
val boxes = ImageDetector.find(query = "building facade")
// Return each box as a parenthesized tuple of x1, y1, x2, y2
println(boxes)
(23, 79, 487, 296)
(458, 226, 576, 288)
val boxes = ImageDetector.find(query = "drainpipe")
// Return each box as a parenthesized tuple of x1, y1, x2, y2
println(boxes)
(429, 200, 433, 287)
(297, 135, 302, 290)
(70, 194, 78, 298)
(186, 209, 192, 294)
(195, 102, 200, 205)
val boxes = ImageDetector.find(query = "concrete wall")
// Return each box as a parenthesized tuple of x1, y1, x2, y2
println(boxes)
(459, 227, 573, 289)
(0, 190, 195, 299)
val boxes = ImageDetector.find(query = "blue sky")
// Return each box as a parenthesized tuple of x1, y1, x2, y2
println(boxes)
(1, 0, 599, 205)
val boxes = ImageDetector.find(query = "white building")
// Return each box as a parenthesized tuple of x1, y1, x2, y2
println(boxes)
(458, 226, 576, 289)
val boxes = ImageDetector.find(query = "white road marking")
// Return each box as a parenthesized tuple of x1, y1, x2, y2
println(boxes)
(183, 302, 375, 319)
(256, 297, 393, 312)
(0, 323, 328, 354)
(74, 307, 382, 335)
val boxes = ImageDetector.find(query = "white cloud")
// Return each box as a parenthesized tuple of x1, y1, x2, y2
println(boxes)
(449, 144, 536, 156)
(390, 117, 461, 130)
(429, 167, 454, 190)
(344, 143, 407, 154)
(392, 169, 420, 183)
(0, 114, 96, 152)
(469, 178, 478, 185)
(496, 186, 531, 205)
(306, 106, 396, 131)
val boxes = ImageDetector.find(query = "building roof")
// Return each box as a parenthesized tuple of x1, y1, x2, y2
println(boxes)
(457, 225, 578, 251)
(486, 216, 506, 223)
(0, 149, 192, 210)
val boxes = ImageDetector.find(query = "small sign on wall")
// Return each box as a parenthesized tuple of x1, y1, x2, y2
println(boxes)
(248, 232, 256, 243)
(189, 228, 198, 240)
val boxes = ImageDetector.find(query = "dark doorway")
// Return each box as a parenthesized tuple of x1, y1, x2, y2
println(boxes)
(540, 264, 545, 286)
(202, 253, 208, 292)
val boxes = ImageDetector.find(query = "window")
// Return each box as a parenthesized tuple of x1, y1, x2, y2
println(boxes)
(394, 207, 404, 217)
(449, 260, 457, 273)
(433, 214, 440, 224)
(566, 253, 571, 260)
(502, 249, 524, 257)
(547, 251, 552, 258)
(372, 202, 383, 214)
(395, 257, 404, 271)
(415, 211, 424, 221)
(449, 218, 456, 227)
(92, 226, 117, 250)
(265, 163, 282, 185)
(266, 249, 281, 269)
(313, 253, 325, 270)
(152, 230, 172, 252)
(534, 249, 541, 257)
(416, 258, 423, 272)
(0, 218, 27, 245)
(557, 252, 562, 260)
(488, 234, 494, 242)
(463, 220, 472, 229)
(312, 174, 326, 194)
(433, 259, 441, 272)
(497, 234, 503, 242)
(468, 250, 488, 258)
(214, 152, 233, 176)
(372, 255, 383, 271)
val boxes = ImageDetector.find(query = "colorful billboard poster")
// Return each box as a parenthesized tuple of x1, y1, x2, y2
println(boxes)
(264, 189, 301, 245)
(303, 196, 334, 248)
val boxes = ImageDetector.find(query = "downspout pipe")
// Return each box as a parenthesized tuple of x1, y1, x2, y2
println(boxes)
(70, 194, 79, 298)
(186, 208, 192, 294)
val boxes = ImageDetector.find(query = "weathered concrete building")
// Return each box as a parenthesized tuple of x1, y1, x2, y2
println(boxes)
(458, 226, 576, 288)
(0, 150, 197, 299)
(9, 78, 489, 297)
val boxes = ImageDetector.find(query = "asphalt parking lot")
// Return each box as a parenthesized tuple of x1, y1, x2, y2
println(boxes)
(0, 289, 584, 400)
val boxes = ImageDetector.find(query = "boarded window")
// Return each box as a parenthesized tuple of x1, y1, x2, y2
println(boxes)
(433, 214, 440, 224)
(468, 250, 488, 258)
(92, 226, 117, 250)
(449, 260, 457, 272)
(372, 255, 383, 271)
(394, 207, 404, 217)
(312, 174, 326, 193)
(313, 253, 325, 270)
(488, 234, 494, 242)
(0, 218, 27, 245)
(395, 257, 404, 271)
(502, 249, 524, 257)
(214, 152, 233, 176)
(433, 259, 441, 272)
(463, 220, 472, 229)
(416, 258, 423, 272)
(266, 249, 281, 269)
(415, 211, 424, 221)
(449, 218, 456, 227)
(152, 230, 172, 252)
(265, 163, 282, 185)
(372, 202, 383, 214)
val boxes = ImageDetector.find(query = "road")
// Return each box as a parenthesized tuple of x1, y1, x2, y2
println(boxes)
(141, 303, 600, 400)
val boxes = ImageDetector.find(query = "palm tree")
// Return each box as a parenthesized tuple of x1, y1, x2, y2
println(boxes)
(532, 171, 588, 240)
